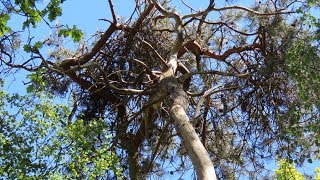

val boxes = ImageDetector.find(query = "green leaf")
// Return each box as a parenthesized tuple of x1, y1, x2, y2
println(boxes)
(0, 14, 11, 36)
(296, 8, 303, 13)
(23, 42, 43, 53)
(47, 1, 63, 21)
(275, 160, 306, 180)
(58, 26, 83, 42)
(23, 44, 32, 53)
(307, 0, 316, 7)
(58, 28, 70, 37)
(70, 25, 83, 42)
(26, 85, 34, 93)
(34, 41, 43, 49)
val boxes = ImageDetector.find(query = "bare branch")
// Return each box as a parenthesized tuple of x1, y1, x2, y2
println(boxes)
(137, 38, 167, 67)
(79, 24, 117, 64)
(181, 0, 197, 12)
(187, 85, 240, 97)
(146, 120, 170, 173)
(212, 5, 294, 16)
(180, 71, 250, 83)
(108, 0, 117, 23)
(179, 40, 262, 61)
(133, 3, 155, 30)
(130, 93, 168, 120)
(193, 84, 223, 121)
(59, 24, 117, 70)
(194, 19, 259, 36)
(92, 62, 147, 95)
(182, 5, 294, 19)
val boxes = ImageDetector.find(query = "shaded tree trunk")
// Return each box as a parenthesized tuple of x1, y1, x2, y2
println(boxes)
(127, 147, 141, 180)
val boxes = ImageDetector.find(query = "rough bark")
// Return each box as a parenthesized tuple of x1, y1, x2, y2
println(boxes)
(119, 129, 143, 180)
(127, 147, 141, 180)
(159, 67, 217, 180)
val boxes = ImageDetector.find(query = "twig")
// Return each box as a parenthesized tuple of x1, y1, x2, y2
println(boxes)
(136, 37, 167, 66)
(192, 84, 223, 121)
(179, 70, 250, 84)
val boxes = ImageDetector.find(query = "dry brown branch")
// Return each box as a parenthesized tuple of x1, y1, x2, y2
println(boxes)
(182, 5, 294, 19)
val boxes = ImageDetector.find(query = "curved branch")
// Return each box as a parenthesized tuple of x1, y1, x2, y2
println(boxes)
(151, 0, 184, 74)
(193, 84, 223, 121)
(212, 5, 294, 15)
(59, 24, 117, 69)
(187, 85, 240, 97)
(182, 5, 294, 19)
(179, 71, 250, 84)
(137, 38, 167, 67)
(179, 40, 262, 61)
(194, 19, 259, 36)
(85, 62, 147, 95)
(79, 24, 117, 64)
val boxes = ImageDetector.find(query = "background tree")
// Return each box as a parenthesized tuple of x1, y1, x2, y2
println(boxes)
(275, 159, 320, 180)
(0, 82, 123, 179)
(275, 160, 306, 180)
(0, 0, 320, 179)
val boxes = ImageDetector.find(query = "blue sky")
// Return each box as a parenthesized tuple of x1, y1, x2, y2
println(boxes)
(3, 0, 319, 179)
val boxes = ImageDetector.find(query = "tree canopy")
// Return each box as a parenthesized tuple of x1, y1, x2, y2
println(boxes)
(275, 159, 320, 180)
(0, 0, 320, 179)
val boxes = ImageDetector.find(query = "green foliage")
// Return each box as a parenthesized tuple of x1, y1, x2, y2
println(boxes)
(0, 13, 11, 36)
(57, 119, 123, 179)
(0, 84, 122, 179)
(11, 0, 64, 29)
(275, 160, 320, 180)
(46, 0, 63, 21)
(316, 167, 320, 180)
(58, 25, 83, 42)
(0, 0, 82, 55)
(275, 160, 305, 180)
(23, 41, 43, 53)
(286, 41, 320, 108)
(279, 39, 320, 161)
(26, 69, 47, 93)
(296, 0, 320, 28)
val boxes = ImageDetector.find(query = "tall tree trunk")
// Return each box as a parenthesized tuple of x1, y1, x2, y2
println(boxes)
(151, 1, 217, 178)
(127, 148, 141, 180)
(159, 67, 217, 180)
(120, 132, 143, 180)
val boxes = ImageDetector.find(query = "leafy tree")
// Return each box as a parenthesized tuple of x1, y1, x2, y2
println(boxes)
(275, 159, 320, 180)
(275, 160, 305, 180)
(316, 168, 320, 180)
(0, 82, 122, 179)
(0, 0, 320, 179)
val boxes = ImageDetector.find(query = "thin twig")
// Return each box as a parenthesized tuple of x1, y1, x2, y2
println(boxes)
(136, 37, 167, 66)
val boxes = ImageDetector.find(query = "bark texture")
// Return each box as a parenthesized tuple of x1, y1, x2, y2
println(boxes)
(159, 67, 217, 180)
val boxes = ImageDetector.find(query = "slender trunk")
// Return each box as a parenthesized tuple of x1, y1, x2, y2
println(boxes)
(121, 135, 142, 180)
(127, 150, 141, 180)
(117, 105, 142, 180)
(159, 68, 217, 180)
(152, 1, 217, 177)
